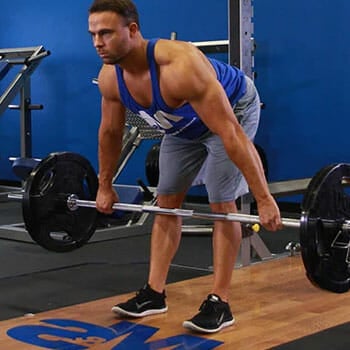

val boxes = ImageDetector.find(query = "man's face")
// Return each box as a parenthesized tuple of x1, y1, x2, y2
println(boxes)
(88, 11, 132, 64)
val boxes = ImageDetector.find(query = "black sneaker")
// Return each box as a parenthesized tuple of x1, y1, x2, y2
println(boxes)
(111, 284, 168, 317)
(183, 294, 235, 333)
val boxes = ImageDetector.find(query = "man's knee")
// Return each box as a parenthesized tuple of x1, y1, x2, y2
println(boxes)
(156, 192, 187, 208)
(210, 200, 238, 213)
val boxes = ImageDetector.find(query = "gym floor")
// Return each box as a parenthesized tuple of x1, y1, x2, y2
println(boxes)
(1, 197, 350, 349)
(0, 197, 300, 321)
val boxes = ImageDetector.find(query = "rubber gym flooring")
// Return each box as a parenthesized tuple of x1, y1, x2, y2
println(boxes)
(1, 198, 349, 349)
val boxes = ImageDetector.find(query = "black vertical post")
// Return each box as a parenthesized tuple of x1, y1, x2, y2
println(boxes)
(20, 78, 32, 158)
(228, 0, 241, 69)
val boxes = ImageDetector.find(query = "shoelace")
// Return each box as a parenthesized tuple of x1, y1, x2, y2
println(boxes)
(128, 287, 149, 304)
(199, 299, 220, 314)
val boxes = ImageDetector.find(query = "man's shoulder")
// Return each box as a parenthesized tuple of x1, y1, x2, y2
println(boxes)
(154, 39, 199, 63)
(98, 64, 119, 100)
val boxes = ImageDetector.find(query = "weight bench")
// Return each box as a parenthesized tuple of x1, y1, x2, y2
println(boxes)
(239, 177, 311, 266)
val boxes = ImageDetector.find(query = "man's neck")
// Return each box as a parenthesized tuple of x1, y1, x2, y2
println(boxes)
(119, 37, 149, 74)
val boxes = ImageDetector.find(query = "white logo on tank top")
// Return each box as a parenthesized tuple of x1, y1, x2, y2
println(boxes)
(138, 110, 183, 131)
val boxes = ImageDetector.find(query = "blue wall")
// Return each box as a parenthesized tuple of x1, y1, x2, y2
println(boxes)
(0, 0, 102, 180)
(0, 0, 349, 189)
(254, 0, 350, 181)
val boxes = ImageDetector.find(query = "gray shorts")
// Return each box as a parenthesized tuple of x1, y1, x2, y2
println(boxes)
(157, 76, 261, 203)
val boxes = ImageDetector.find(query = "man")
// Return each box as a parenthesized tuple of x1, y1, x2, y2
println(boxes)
(88, 0, 282, 334)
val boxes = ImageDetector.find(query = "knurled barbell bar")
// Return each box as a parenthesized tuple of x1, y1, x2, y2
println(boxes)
(7, 151, 350, 294)
(66, 194, 299, 227)
(9, 191, 350, 234)
(66, 195, 350, 234)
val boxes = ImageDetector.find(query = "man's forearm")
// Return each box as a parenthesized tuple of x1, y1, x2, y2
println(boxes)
(98, 127, 123, 189)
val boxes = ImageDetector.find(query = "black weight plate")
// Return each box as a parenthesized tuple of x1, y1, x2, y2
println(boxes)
(300, 163, 350, 293)
(23, 152, 98, 252)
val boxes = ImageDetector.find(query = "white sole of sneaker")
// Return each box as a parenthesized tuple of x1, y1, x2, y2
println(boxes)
(111, 306, 168, 318)
(182, 318, 235, 333)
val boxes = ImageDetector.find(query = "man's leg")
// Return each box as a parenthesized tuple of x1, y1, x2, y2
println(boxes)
(210, 200, 242, 302)
(111, 192, 187, 318)
(182, 133, 244, 333)
(149, 134, 206, 291)
(182, 200, 239, 333)
(148, 192, 187, 293)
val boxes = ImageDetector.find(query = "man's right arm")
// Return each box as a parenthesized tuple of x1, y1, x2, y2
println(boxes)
(96, 64, 126, 213)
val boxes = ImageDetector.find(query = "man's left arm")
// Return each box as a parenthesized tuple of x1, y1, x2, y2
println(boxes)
(169, 52, 282, 231)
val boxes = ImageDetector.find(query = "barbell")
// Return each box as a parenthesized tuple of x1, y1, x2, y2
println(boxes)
(7, 152, 350, 294)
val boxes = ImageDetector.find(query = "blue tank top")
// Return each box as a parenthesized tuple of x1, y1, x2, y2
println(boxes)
(115, 38, 246, 139)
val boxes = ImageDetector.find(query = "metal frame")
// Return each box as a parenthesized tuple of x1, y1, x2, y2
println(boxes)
(0, 46, 50, 158)
(229, 0, 255, 78)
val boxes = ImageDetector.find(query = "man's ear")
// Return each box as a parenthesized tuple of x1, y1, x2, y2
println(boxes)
(129, 22, 139, 36)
